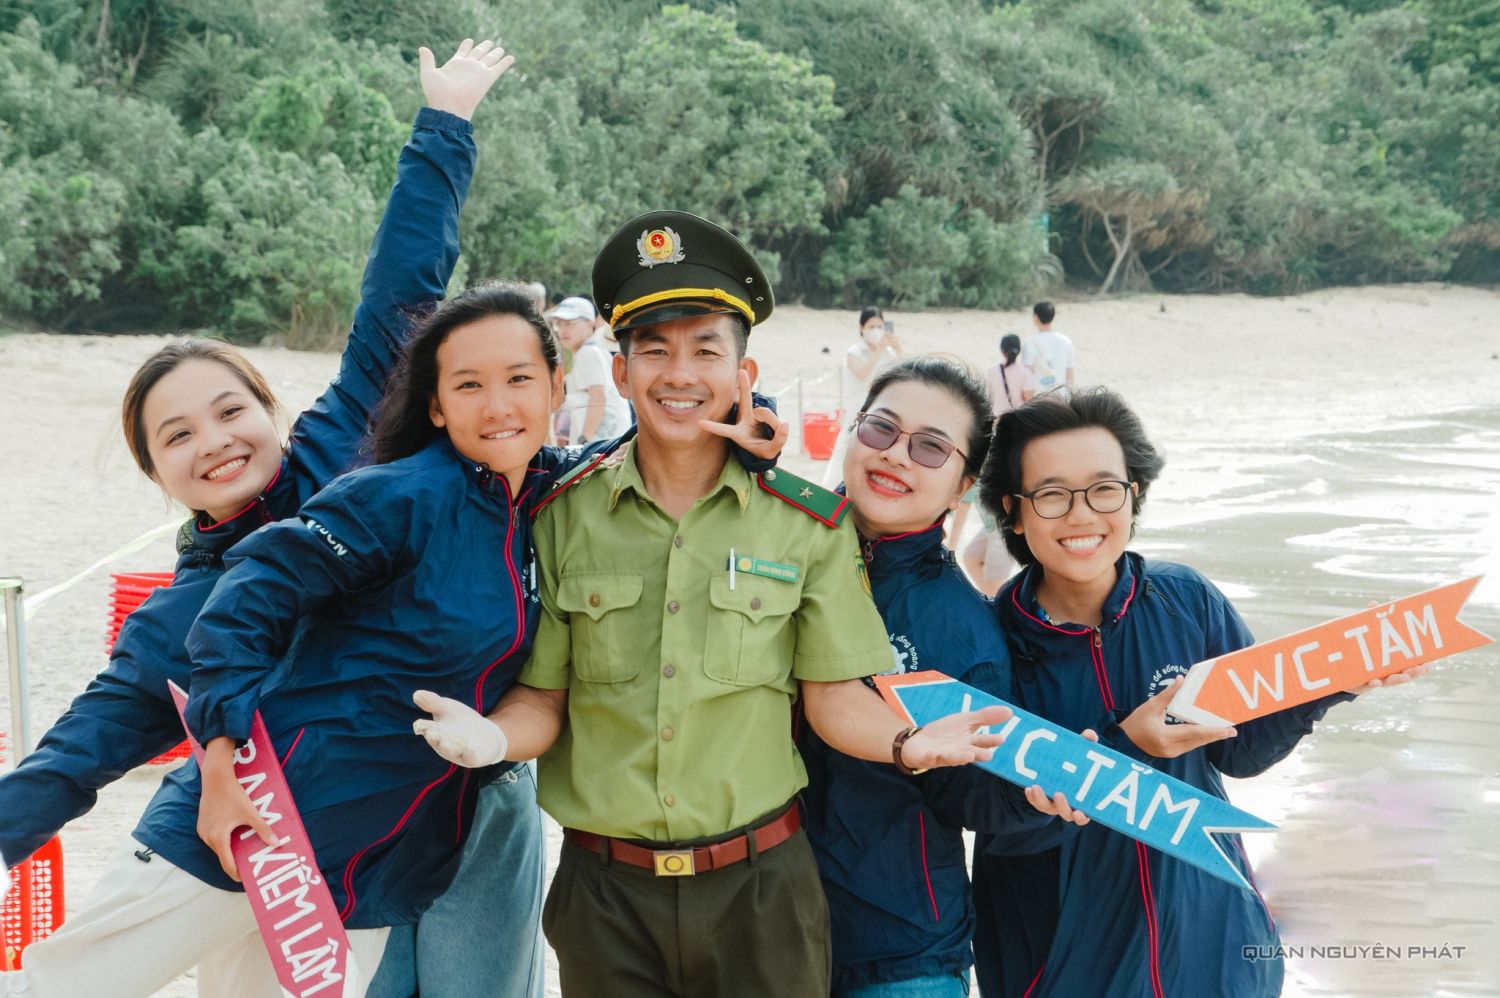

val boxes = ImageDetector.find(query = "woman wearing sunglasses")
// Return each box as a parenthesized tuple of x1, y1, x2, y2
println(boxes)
(800, 356, 1086, 998)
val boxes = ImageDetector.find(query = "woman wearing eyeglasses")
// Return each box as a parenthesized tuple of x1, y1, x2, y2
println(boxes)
(799, 356, 1087, 998)
(968, 387, 1422, 998)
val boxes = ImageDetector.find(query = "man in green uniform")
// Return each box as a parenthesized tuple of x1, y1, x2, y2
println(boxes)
(414, 211, 1011, 997)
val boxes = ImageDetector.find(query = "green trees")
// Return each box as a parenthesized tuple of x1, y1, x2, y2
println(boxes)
(0, 0, 1494, 343)
(452, 4, 838, 296)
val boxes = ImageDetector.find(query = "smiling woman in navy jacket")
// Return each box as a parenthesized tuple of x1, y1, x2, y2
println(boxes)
(0, 39, 512, 998)
(801, 356, 1087, 998)
(970, 387, 1426, 998)
(5, 282, 595, 995)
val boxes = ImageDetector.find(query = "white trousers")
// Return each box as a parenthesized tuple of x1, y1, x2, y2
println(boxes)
(1, 839, 388, 998)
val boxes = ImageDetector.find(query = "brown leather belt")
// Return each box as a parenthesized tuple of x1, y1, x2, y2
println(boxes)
(565, 805, 801, 877)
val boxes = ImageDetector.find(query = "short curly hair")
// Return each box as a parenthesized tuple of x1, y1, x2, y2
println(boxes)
(979, 386, 1165, 567)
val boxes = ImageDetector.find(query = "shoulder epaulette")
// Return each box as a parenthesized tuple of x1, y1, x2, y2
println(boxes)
(533, 448, 625, 515)
(756, 468, 850, 528)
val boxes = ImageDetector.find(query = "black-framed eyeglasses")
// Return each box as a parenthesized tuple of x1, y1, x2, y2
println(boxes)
(1014, 480, 1135, 519)
(854, 412, 967, 470)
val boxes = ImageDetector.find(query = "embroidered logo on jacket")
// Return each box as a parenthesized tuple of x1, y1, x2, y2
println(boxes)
(885, 633, 921, 674)
(1151, 663, 1190, 724)
(303, 518, 349, 558)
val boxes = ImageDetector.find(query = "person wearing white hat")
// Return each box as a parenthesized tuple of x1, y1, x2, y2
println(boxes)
(549, 295, 631, 444)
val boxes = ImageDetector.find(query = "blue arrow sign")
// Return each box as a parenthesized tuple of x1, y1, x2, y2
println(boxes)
(876, 671, 1275, 891)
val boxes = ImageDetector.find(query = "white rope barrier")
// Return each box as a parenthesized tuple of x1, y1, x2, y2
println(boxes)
(3, 518, 185, 626)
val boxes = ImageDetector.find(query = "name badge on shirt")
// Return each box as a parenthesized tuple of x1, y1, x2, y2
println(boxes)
(734, 554, 800, 584)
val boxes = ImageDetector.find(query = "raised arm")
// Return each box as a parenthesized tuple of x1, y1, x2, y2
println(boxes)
(287, 39, 513, 491)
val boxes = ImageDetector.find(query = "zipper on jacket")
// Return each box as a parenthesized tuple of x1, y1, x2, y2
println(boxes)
(1084, 624, 1161, 998)
(1088, 627, 1114, 712)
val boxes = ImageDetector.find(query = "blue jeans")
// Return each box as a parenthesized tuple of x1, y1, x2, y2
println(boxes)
(368, 764, 545, 998)
(836, 971, 972, 998)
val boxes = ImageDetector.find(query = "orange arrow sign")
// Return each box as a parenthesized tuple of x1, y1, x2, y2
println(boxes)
(1168, 576, 1492, 727)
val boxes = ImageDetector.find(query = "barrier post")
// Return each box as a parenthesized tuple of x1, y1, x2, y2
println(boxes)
(2, 578, 29, 768)
(794, 377, 805, 455)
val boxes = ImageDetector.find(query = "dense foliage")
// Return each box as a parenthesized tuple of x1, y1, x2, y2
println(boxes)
(1, 0, 1494, 342)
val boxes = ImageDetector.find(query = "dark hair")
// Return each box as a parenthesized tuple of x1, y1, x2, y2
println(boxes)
(369, 282, 561, 464)
(121, 339, 286, 480)
(858, 306, 884, 329)
(859, 355, 992, 477)
(616, 311, 749, 360)
(979, 386, 1165, 567)
(1000, 333, 1022, 365)
(1032, 301, 1056, 325)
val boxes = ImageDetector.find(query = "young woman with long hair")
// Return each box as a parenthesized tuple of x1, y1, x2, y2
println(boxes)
(0, 39, 511, 996)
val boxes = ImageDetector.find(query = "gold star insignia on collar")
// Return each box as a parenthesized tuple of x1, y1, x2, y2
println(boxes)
(799, 487, 814, 498)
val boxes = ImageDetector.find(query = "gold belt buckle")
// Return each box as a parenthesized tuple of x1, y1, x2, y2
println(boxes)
(652, 849, 696, 877)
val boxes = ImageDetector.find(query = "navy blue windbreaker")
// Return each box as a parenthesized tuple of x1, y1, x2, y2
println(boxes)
(973, 552, 1357, 998)
(0, 108, 476, 870)
(134, 437, 593, 927)
(800, 522, 1063, 991)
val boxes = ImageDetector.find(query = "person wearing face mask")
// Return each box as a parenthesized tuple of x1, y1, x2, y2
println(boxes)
(799, 356, 1089, 998)
(822, 306, 903, 487)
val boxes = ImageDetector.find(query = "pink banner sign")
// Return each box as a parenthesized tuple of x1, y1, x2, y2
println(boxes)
(168, 682, 360, 997)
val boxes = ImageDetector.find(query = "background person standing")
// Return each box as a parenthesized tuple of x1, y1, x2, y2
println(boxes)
(1020, 301, 1074, 400)
(550, 295, 630, 445)
(824, 306, 903, 487)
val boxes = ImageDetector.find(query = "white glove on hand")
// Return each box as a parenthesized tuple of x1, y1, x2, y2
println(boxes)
(412, 690, 507, 768)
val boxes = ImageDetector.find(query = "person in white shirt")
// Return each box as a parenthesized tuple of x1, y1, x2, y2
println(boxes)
(822, 306, 902, 487)
(1020, 300, 1075, 400)
(549, 296, 630, 444)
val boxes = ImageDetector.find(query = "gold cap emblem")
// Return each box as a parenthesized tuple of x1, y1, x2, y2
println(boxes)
(637, 227, 686, 268)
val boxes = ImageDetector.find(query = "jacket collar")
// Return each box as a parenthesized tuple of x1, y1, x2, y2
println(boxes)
(180, 458, 294, 560)
(608, 439, 752, 512)
(1003, 551, 1144, 636)
(436, 436, 549, 510)
(860, 520, 947, 581)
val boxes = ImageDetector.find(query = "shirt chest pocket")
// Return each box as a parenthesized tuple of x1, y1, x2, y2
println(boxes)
(704, 575, 801, 687)
(557, 572, 644, 683)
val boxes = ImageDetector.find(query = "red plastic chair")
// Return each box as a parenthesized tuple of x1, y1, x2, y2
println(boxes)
(1, 733, 65, 970)
(106, 572, 191, 765)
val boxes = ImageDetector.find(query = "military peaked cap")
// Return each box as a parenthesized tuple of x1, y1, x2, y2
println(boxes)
(592, 210, 774, 334)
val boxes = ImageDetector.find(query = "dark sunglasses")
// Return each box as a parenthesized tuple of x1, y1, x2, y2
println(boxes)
(854, 412, 966, 469)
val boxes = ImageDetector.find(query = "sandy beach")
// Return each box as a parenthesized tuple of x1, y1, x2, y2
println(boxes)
(2, 283, 1498, 996)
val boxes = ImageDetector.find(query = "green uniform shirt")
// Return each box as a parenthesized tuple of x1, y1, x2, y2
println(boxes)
(520, 441, 891, 841)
